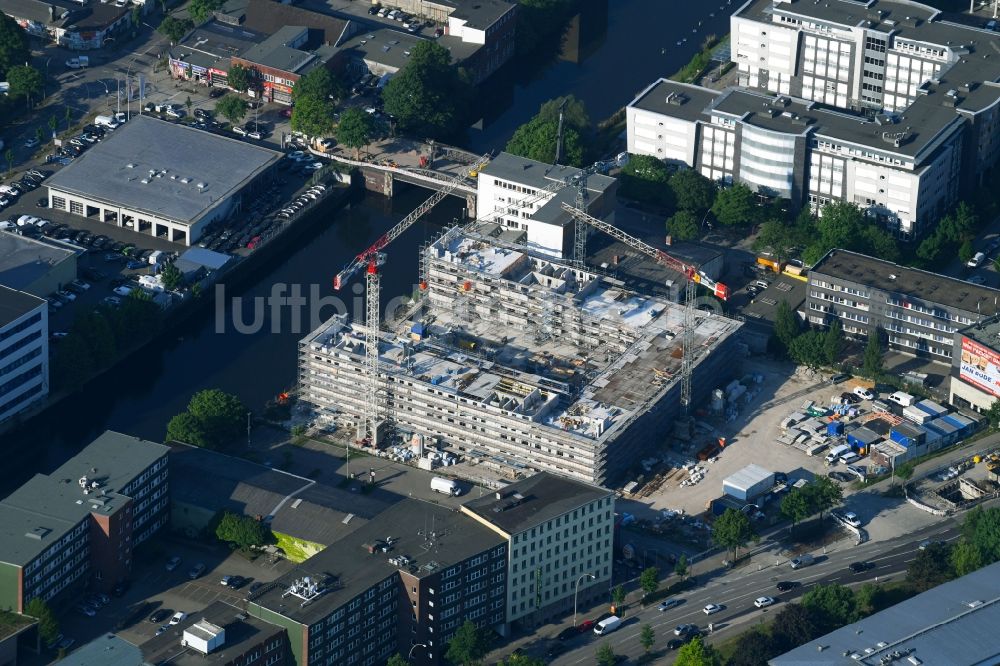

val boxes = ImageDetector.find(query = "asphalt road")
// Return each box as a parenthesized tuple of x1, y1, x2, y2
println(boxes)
(546, 521, 963, 665)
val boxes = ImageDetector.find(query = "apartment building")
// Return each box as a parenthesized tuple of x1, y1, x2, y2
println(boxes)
(475, 152, 617, 259)
(0, 286, 48, 424)
(247, 500, 506, 666)
(805, 248, 1000, 361)
(0, 431, 169, 612)
(627, 0, 1000, 240)
(299, 229, 743, 485)
(461, 472, 614, 632)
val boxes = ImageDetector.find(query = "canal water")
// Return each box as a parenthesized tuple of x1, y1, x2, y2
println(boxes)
(4, 0, 729, 488)
(468, 0, 733, 152)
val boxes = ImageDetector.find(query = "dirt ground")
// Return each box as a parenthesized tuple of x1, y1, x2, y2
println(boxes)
(620, 357, 865, 520)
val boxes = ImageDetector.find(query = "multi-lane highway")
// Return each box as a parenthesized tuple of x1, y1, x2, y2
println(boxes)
(545, 522, 962, 664)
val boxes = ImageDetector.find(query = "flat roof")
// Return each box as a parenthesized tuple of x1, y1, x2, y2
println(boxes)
(336, 28, 426, 72)
(58, 633, 143, 666)
(0, 432, 168, 567)
(140, 600, 285, 666)
(239, 27, 316, 73)
(810, 249, 1000, 317)
(629, 78, 721, 123)
(250, 500, 504, 625)
(771, 560, 1000, 666)
(449, 0, 515, 29)
(723, 463, 774, 490)
(959, 315, 1000, 351)
(242, 0, 348, 45)
(742, 275, 808, 325)
(461, 472, 610, 535)
(170, 21, 266, 70)
(481, 152, 615, 195)
(0, 284, 44, 329)
(0, 230, 78, 293)
(46, 115, 281, 226)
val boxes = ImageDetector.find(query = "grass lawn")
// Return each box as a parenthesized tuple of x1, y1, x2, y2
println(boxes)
(274, 532, 325, 563)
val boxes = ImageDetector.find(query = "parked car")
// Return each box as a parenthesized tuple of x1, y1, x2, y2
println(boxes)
(112, 580, 130, 597)
(188, 563, 206, 579)
(839, 392, 861, 404)
(967, 251, 987, 268)
(155, 625, 169, 636)
(76, 604, 96, 617)
(165, 555, 182, 571)
(210, 87, 226, 98)
(149, 609, 172, 624)
(842, 511, 862, 527)
(169, 611, 187, 625)
(853, 386, 874, 400)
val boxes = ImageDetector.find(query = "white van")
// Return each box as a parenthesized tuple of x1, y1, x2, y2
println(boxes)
(887, 391, 915, 407)
(594, 616, 622, 635)
(840, 452, 862, 465)
(825, 444, 851, 464)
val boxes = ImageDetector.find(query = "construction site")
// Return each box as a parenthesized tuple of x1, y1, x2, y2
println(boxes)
(298, 224, 744, 486)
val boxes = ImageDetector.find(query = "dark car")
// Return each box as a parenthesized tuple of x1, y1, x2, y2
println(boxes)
(112, 580, 130, 597)
(831, 372, 851, 384)
(193, 108, 211, 118)
(556, 627, 578, 641)
(248, 582, 264, 595)
(667, 638, 685, 650)
(849, 561, 874, 574)
(546, 643, 567, 658)
(368, 4, 379, 13)
(228, 575, 248, 589)
(36, 197, 48, 208)
(776, 581, 799, 592)
(828, 471, 854, 482)
(82, 268, 106, 281)
(578, 619, 595, 633)
(148, 609, 172, 623)
(840, 391, 861, 404)
(209, 87, 226, 98)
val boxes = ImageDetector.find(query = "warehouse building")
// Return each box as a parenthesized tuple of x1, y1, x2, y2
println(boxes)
(0, 230, 78, 298)
(45, 116, 282, 246)
(771, 560, 1000, 665)
(0, 431, 169, 612)
(628, 0, 1000, 240)
(0, 285, 48, 424)
(246, 500, 507, 666)
(805, 249, 1000, 361)
(461, 472, 614, 632)
(299, 228, 743, 485)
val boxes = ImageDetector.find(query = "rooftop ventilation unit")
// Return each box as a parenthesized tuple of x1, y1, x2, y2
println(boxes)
(282, 576, 323, 606)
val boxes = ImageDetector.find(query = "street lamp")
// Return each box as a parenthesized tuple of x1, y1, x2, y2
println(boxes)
(407, 643, 427, 662)
(573, 572, 596, 628)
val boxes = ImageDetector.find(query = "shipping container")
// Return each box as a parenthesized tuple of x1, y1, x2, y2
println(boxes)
(723, 464, 775, 501)
(914, 400, 948, 418)
(890, 423, 926, 448)
(827, 421, 844, 436)
(846, 426, 881, 451)
(903, 406, 933, 425)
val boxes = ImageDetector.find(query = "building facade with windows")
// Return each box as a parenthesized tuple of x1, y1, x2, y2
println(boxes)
(247, 500, 507, 666)
(0, 286, 48, 424)
(949, 317, 1000, 412)
(805, 249, 1000, 361)
(475, 152, 617, 258)
(461, 472, 614, 632)
(627, 0, 1000, 241)
(0, 431, 169, 612)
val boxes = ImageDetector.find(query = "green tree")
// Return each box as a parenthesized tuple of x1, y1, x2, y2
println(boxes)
(595, 643, 617, 666)
(385, 655, 408, 666)
(619, 154, 673, 207)
(670, 169, 717, 213)
(535, 95, 590, 130)
(188, 0, 223, 23)
(24, 598, 59, 645)
(47, 114, 57, 135)
(185, 94, 193, 114)
(166, 410, 210, 447)
(293, 67, 344, 104)
(713, 508, 757, 561)
(506, 117, 584, 167)
(862, 328, 884, 379)
(907, 541, 954, 592)
(667, 210, 700, 241)
(188, 388, 247, 445)
(156, 15, 193, 42)
(753, 219, 807, 264)
(639, 566, 659, 600)
(160, 262, 183, 290)
(916, 233, 944, 264)
(773, 300, 801, 352)
(950, 541, 984, 577)
(639, 624, 655, 654)
(382, 40, 470, 140)
(860, 225, 900, 263)
(214, 511, 271, 549)
(73, 311, 117, 367)
(823, 319, 843, 365)
(959, 238, 975, 264)
(711, 183, 758, 227)
(788, 330, 826, 370)
(336, 107, 376, 159)
(674, 553, 688, 579)
(291, 94, 336, 138)
(986, 401, 1000, 429)
(0, 13, 30, 80)
(215, 94, 248, 125)
(51, 334, 96, 390)
(801, 584, 858, 633)
(780, 487, 811, 533)
(498, 655, 545, 666)
(675, 635, 721, 666)
(227, 63, 250, 93)
(444, 619, 491, 666)
(131, 5, 141, 27)
(611, 584, 626, 615)
(3, 148, 12, 175)
(725, 629, 777, 666)
(855, 583, 882, 617)
(7, 64, 43, 107)
(962, 506, 1000, 564)
(770, 604, 818, 653)
(35, 126, 44, 145)
(63, 105, 72, 129)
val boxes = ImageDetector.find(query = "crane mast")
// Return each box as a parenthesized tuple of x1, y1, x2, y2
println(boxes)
(560, 203, 729, 414)
(334, 154, 490, 444)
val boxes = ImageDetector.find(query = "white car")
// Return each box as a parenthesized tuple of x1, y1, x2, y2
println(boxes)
(168, 612, 187, 625)
(703, 603, 722, 615)
(24, 137, 39, 148)
(166, 107, 183, 118)
(842, 511, 862, 528)
(853, 386, 874, 401)
(113, 285, 133, 297)
(967, 251, 987, 268)
(233, 126, 247, 136)
(754, 596, 775, 608)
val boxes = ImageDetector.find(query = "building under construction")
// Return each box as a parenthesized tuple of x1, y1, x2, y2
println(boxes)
(299, 228, 743, 485)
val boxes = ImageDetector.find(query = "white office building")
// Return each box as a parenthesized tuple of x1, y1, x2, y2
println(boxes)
(0, 286, 48, 423)
(627, 0, 1000, 240)
(461, 472, 614, 632)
